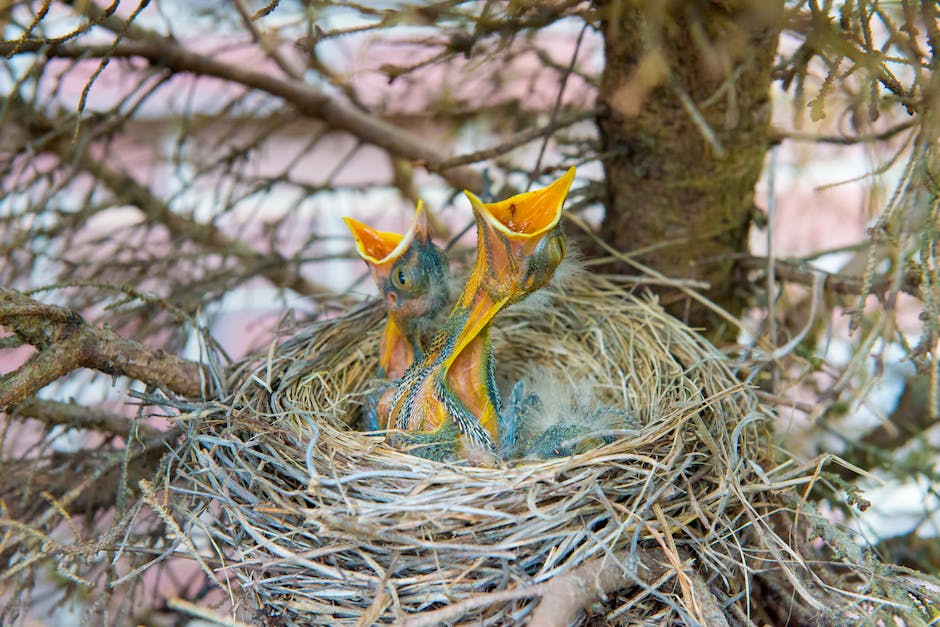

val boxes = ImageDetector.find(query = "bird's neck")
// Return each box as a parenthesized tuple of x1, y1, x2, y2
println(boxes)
(378, 317, 414, 380)
(406, 260, 508, 436)
(446, 329, 497, 436)
(446, 265, 507, 365)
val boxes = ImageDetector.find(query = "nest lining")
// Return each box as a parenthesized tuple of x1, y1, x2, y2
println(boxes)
(168, 270, 923, 625)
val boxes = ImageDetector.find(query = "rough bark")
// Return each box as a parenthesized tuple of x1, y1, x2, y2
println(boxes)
(0, 288, 209, 407)
(597, 0, 783, 336)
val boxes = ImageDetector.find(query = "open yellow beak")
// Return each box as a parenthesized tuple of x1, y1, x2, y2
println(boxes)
(464, 167, 574, 242)
(461, 167, 573, 300)
(343, 201, 429, 268)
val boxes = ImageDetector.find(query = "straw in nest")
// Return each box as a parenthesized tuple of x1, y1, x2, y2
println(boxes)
(166, 269, 938, 626)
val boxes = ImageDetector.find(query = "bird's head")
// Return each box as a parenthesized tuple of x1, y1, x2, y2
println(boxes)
(344, 201, 449, 326)
(464, 167, 574, 305)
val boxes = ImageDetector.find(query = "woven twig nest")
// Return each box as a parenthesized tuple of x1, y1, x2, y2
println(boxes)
(169, 270, 928, 625)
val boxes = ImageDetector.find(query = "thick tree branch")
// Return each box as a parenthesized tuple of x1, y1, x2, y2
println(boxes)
(0, 38, 485, 195)
(0, 288, 208, 408)
(0, 338, 84, 409)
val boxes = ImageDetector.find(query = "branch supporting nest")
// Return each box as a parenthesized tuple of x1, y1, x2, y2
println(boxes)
(0, 288, 208, 408)
(527, 552, 659, 627)
(399, 547, 676, 627)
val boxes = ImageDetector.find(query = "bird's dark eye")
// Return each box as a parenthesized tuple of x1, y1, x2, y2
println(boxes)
(396, 268, 407, 286)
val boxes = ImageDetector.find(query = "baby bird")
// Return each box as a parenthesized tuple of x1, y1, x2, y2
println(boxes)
(344, 202, 449, 428)
(521, 407, 634, 459)
(501, 372, 637, 460)
(387, 168, 576, 462)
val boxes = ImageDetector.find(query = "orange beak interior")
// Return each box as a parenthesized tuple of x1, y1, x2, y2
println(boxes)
(466, 166, 575, 240)
(343, 201, 429, 267)
(344, 217, 406, 266)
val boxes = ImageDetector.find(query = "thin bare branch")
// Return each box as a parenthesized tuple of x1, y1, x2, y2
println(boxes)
(739, 255, 921, 298)
(3, 94, 340, 302)
(773, 119, 916, 145)
(8, 397, 161, 440)
(1, 37, 486, 194)
(435, 107, 602, 169)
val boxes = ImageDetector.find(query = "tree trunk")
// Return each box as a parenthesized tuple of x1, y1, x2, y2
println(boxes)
(596, 0, 783, 337)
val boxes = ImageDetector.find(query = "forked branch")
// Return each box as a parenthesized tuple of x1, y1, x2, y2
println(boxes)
(0, 288, 209, 408)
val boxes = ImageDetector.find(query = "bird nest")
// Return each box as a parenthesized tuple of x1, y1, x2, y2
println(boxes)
(167, 270, 935, 626)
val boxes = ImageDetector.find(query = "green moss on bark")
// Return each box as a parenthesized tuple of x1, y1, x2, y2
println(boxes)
(596, 0, 783, 338)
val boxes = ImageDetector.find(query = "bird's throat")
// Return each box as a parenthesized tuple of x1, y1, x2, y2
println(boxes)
(378, 317, 414, 380)
(393, 255, 506, 437)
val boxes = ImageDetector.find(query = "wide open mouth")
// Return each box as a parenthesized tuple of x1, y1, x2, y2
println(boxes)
(343, 201, 427, 265)
(464, 167, 575, 239)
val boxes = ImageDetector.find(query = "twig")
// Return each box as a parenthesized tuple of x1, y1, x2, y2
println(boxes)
(771, 269, 823, 360)
(668, 72, 725, 157)
(529, 22, 589, 187)
(739, 255, 921, 297)
(564, 212, 750, 334)
(232, 0, 302, 80)
(1, 37, 485, 194)
(8, 397, 160, 440)
(754, 391, 816, 415)
(766, 146, 779, 392)
(435, 108, 601, 169)
(773, 119, 916, 145)
(166, 597, 252, 627)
